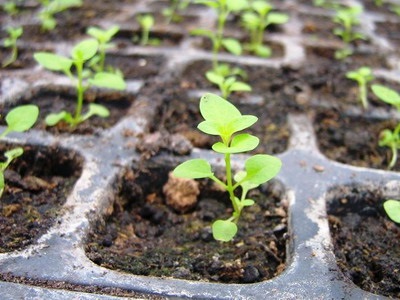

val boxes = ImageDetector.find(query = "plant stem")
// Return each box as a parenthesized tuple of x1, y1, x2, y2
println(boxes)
(224, 152, 240, 221)
(74, 60, 84, 124)
(360, 81, 368, 109)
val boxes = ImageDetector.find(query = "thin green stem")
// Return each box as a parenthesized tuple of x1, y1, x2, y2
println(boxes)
(74, 60, 84, 124)
(225, 152, 240, 221)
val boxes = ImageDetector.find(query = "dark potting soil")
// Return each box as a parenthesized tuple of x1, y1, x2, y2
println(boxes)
(0, 144, 82, 253)
(0, 89, 133, 135)
(86, 161, 288, 283)
(313, 109, 399, 170)
(328, 185, 400, 298)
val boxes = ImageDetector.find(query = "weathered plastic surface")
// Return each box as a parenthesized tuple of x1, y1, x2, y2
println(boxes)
(0, 0, 399, 299)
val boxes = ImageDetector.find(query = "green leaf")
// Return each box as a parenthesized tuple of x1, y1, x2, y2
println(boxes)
(71, 39, 99, 61)
(34, 52, 72, 72)
(255, 45, 271, 57)
(383, 199, 400, 223)
(205, 71, 224, 85)
(378, 129, 396, 147)
(226, 0, 248, 11)
(190, 28, 214, 38)
(242, 199, 255, 206)
(173, 159, 213, 179)
(252, 1, 271, 15)
(221, 38, 242, 55)
(194, 0, 218, 8)
(371, 84, 400, 107)
(45, 111, 70, 126)
(212, 219, 238, 242)
(243, 154, 282, 185)
(83, 103, 110, 121)
(89, 72, 126, 90)
(212, 133, 259, 154)
(267, 12, 289, 25)
(6, 105, 39, 132)
(227, 115, 258, 133)
(229, 81, 252, 92)
(4, 147, 23, 160)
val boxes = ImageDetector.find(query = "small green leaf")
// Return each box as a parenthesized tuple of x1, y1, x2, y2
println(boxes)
(190, 28, 214, 38)
(173, 159, 213, 179)
(226, 0, 248, 12)
(212, 220, 238, 242)
(34, 52, 72, 72)
(212, 133, 259, 154)
(255, 45, 271, 57)
(194, 0, 219, 8)
(45, 111, 70, 126)
(243, 154, 282, 185)
(372, 84, 400, 107)
(6, 105, 39, 132)
(242, 199, 255, 206)
(222, 38, 242, 55)
(199, 93, 241, 124)
(82, 103, 110, 121)
(267, 12, 289, 25)
(4, 147, 23, 160)
(229, 81, 252, 92)
(89, 72, 126, 90)
(205, 71, 224, 85)
(378, 129, 396, 147)
(383, 199, 400, 223)
(71, 39, 99, 61)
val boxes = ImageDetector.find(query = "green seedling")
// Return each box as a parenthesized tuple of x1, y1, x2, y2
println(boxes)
(206, 70, 251, 98)
(241, 1, 288, 57)
(34, 39, 126, 127)
(2, 1, 19, 15)
(313, 0, 340, 9)
(191, 0, 247, 71)
(333, 5, 365, 59)
(134, 14, 160, 46)
(391, 4, 400, 16)
(346, 66, 374, 109)
(173, 93, 282, 242)
(163, 0, 191, 23)
(371, 84, 400, 169)
(38, 0, 82, 31)
(2, 26, 23, 68)
(375, 0, 384, 6)
(383, 199, 400, 223)
(0, 104, 39, 197)
(86, 25, 120, 72)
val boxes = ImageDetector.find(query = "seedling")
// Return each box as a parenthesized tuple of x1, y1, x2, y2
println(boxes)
(206, 70, 251, 98)
(313, 0, 340, 9)
(374, 0, 384, 7)
(191, 0, 247, 71)
(371, 84, 400, 169)
(0, 104, 39, 197)
(173, 93, 282, 242)
(34, 39, 126, 127)
(2, 1, 19, 16)
(383, 199, 400, 223)
(86, 25, 120, 72)
(346, 66, 374, 109)
(333, 5, 365, 59)
(134, 14, 160, 46)
(163, 0, 191, 23)
(38, 0, 82, 31)
(241, 1, 288, 57)
(2, 26, 23, 68)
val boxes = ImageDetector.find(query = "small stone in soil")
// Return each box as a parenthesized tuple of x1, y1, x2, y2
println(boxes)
(242, 265, 261, 283)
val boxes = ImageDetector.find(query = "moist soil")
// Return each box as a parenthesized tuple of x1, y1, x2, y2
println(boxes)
(328, 185, 400, 298)
(0, 88, 133, 135)
(313, 109, 400, 171)
(0, 144, 82, 253)
(85, 160, 288, 284)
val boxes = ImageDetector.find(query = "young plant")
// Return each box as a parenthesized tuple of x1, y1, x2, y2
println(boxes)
(191, 0, 247, 71)
(2, 1, 19, 16)
(206, 70, 251, 98)
(162, 0, 191, 23)
(374, 0, 384, 7)
(313, 0, 340, 9)
(86, 25, 120, 72)
(241, 1, 289, 57)
(38, 0, 82, 31)
(134, 14, 160, 46)
(346, 66, 374, 109)
(371, 84, 400, 169)
(2, 26, 23, 68)
(383, 199, 400, 223)
(332, 5, 365, 59)
(0, 104, 39, 197)
(173, 93, 282, 242)
(34, 39, 126, 127)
